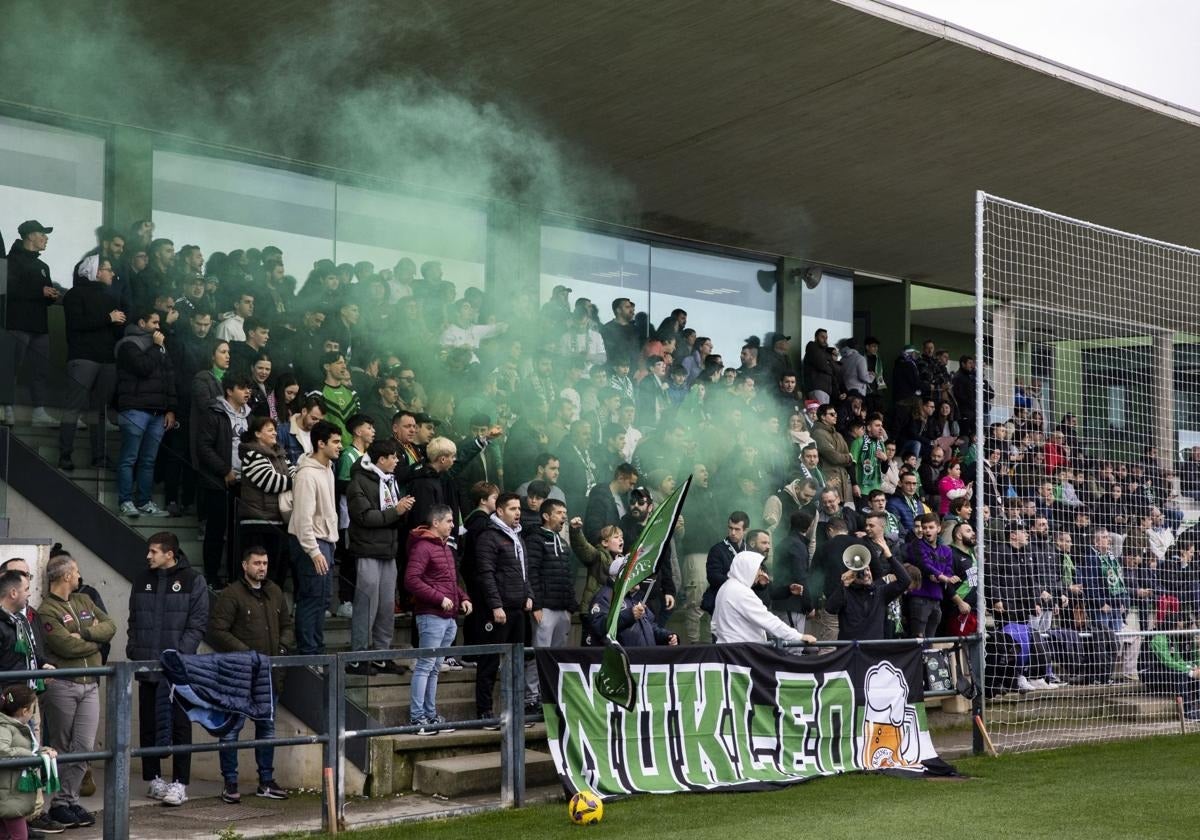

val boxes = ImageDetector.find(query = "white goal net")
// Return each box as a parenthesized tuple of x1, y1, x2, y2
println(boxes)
(976, 192, 1200, 753)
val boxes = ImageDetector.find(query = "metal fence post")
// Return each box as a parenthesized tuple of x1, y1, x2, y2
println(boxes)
(323, 655, 342, 834)
(498, 643, 515, 807)
(103, 661, 133, 840)
(511, 643, 527, 807)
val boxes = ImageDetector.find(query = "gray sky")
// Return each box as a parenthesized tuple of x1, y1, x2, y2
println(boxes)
(897, 1, 1200, 112)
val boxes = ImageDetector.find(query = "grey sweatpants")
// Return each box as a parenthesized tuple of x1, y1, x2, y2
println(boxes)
(525, 608, 572, 702)
(350, 556, 397, 651)
(41, 680, 100, 807)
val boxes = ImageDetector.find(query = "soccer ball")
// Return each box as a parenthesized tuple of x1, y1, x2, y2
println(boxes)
(568, 789, 604, 825)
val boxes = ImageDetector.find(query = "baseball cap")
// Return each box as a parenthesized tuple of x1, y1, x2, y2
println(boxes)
(630, 486, 652, 503)
(414, 412, 440, 426)
(553, 284, 572, 295)
(17, 220, 53, 237)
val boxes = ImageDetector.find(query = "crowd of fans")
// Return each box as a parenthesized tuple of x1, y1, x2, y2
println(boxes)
(2, 212, 1199, 776)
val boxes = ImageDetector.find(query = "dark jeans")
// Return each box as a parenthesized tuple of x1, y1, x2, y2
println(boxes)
(292, 536, 335, 654)
(218, 711, 276, 784)
(162, 424, 196, 507)
(201, 484, 239, 584)
(58, 359, 116, 460)
(475, 609, 528, 717)
(138, 679, 191, 784)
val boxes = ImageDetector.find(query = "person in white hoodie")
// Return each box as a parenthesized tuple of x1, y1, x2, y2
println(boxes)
(712, 551, 816, 647)
(288, 419, 342, 654)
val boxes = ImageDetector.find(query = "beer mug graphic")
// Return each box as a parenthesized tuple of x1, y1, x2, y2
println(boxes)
(861, 662, 920, 769)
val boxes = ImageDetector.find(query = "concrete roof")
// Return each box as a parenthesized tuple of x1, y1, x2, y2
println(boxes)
(7, 0, 1200, 294)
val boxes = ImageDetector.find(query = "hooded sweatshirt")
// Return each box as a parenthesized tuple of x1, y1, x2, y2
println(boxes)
(712, 551, 809, 645)
(288, 453, 339, 558)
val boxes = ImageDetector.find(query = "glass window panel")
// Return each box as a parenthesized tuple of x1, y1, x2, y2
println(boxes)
(152, 151, 335, 286)
(540, 226, 650, 317)
(647, 246, 776, 362)
(800, 272, 854, 346)
(334, 185, 486, 296)
(0, 116, 105, 283)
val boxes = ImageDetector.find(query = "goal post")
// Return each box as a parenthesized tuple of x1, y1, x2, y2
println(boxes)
(976, 192, 1200, 753)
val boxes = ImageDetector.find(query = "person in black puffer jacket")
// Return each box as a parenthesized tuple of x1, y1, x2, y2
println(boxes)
(523, 498, 579, 705)
(473, 494, 534, 720)
(126, 532, 209, 802)
(114, 308, 177, 517)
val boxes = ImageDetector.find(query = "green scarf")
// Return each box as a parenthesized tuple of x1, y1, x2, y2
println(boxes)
(212, 365, 226, 381)
(1098, 553, 1127, 597)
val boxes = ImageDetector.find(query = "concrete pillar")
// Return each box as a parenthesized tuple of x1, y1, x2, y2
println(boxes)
(777, 257, 803, 369)
(487, 201, 541, 303)
(1152, 332, 1175, 451)
(105, 126, 154, 230)
(990, 305, 1016, 423)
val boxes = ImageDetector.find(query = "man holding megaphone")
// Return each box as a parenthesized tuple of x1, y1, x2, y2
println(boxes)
(826, 521, 912, 641)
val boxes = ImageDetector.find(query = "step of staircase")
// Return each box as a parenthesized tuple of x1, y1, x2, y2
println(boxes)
(413, 748, 557, 798)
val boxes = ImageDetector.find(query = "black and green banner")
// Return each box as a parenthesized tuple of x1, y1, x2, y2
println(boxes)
(537, 643, 944, 798)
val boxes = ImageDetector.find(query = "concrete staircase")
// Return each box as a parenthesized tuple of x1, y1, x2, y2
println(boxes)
(6, 412, 556, 800)
(5, 415, 205, 564)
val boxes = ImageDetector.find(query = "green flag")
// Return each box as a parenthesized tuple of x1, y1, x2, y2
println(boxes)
(595, 475, 691, 708)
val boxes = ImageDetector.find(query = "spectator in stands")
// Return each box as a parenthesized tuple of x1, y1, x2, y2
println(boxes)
(766, 510, 815, 635)
(36, 554, 114, 828)
(937, 459, 971, 516)
(195, 375, 253, 584)
(128, 532, 208, 808)
(906, 513, 956, 638)
(214, 291, 255, 343)
(582, 557, 677, 648)
(313, 351, 359, 437)
(713, 550, 815, 646)
(1078, 528, 1129, 638)
(3, 221, 60, 427)
(1145, 596, 1200, 720)
(58, 255, 124, 471)
(115, 308, 177, 518)
(518, 481, 548, 533)
(362, 373, 402, 434)
(0, 684, 57, 837)
(346, 439, 413, 676)
(473, 493, 534, 724)
(278, 394, 326, 465)
(583, 462, 637, 543)
(439, 299, 507, 363)
(229, 317, 270, 377)
(515, 453, 566, 504)
(600, 298, 640, 369)
(825, 540, 911, 642)
(404, 504, 471, 735)
(288, 420, 342, 654)
(237, 416, 294, 589)
(556, 420, 597, 516)
(850, 413, 888, 500)
(560, 303, 606, 368)
(887, 471, 930, 540)
(811, 404, 853, 503)
(524, 499, 578, 710)
(207, 547, 292, 804)
(802, 330, 836, 402)
(700, 511, 750, 619)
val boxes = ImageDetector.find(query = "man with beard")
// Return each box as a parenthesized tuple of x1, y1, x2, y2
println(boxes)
(620, 487, 677, 627)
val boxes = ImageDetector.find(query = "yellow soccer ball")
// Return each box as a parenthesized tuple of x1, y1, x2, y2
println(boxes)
(568, 789, 604, 825)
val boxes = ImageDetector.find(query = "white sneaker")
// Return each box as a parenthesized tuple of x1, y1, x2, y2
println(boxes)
(336, 601, 354, 618)
(147, 776, 168, 800)
(1016, 675, 1035, 692)
(0, 406, 13, 426)
(31, 407, 57, 427)
(443, 657, 465, 671)
(75, 417, 88, 430)
(1027, 678, 1050, 690)
(138, 501, 171, 518)
(119, 501, 140, 518)
(161, 781, 187, 807)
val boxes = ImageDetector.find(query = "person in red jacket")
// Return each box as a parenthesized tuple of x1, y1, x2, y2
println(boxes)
(404, 504, 472, 735)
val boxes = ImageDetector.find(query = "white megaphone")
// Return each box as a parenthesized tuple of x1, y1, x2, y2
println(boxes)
(842, 544, 872, 576)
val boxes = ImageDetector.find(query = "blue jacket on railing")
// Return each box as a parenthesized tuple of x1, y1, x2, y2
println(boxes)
(160, 649, 275, 737)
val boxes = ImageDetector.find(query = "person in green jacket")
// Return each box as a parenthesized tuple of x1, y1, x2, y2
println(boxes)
(0, 684, 57, 837)
(1146, 595, 1200, 720)
(36, 554, 115, 828)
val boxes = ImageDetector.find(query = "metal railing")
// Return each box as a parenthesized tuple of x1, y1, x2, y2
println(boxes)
(0, 642, 531, 836)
